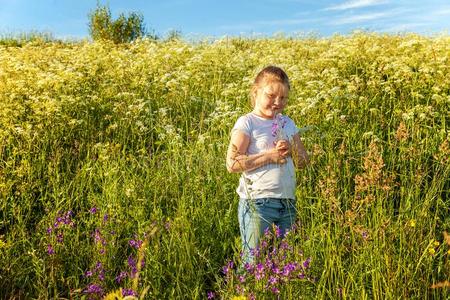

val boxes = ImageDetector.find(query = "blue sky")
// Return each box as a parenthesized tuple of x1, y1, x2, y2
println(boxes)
(0, 0, 449, 39)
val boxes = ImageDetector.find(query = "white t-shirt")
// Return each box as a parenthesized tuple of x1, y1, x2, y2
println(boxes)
(231, 112, 300, 200)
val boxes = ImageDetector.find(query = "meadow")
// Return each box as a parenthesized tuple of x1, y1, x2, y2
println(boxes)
(0, 33, 449, 299)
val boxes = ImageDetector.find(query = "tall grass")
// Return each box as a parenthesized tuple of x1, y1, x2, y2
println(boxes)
(0, 33, 449, 299)
(0, 30, 57, 46)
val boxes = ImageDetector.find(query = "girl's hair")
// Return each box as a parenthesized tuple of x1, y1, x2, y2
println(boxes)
(250, 65, 290, 107)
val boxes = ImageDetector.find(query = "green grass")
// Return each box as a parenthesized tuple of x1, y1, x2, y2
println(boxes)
(0, 33, 449, 299)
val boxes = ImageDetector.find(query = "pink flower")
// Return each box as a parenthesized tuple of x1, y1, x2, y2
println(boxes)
(47, 244, 55, 255)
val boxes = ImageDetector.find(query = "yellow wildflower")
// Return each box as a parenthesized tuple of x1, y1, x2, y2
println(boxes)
(409, 220, 416, 227)
(428, 248, 435, 255)
(433, 240, 440, 247)
(232, 296, 247, 300)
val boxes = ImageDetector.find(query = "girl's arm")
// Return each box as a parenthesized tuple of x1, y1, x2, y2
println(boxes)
(291, 133, 309, 169)
(226, 131, 286, 173)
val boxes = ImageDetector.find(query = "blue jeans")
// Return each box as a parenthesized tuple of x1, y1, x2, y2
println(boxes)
(238, 197, 297, 264)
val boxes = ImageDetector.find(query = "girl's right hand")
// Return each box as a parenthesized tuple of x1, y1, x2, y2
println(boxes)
(275, 139, 291, 158)
(267, 148, 287, 164)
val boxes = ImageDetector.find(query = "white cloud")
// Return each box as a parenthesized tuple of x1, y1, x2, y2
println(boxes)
(325, 0, 388, 11)
(379, 22, 429, 33)
(218, 16, 325, 31)
(433, 7, 450, 15)
(332, 11, 393, 24)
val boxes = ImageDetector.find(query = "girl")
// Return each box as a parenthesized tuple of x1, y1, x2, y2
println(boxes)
(226, 66, 309, 264)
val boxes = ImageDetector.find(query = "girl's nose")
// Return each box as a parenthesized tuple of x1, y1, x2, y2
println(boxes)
(274, 97, 284, 105)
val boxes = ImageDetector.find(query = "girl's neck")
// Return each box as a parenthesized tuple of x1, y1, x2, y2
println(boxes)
(251, 110, 281, 120)
(252, 110, 274, 120)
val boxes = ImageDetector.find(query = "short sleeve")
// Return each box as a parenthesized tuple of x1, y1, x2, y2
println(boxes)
(231, 115, 252, 137)
(285, 117, 300, 137)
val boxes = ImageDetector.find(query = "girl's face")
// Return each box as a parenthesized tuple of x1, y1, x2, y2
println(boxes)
(253, 80, 289, 119)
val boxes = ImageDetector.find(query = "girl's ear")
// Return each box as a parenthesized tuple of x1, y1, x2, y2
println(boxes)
(252, 86, 259, 99)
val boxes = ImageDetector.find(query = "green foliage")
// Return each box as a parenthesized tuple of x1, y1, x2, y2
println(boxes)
(0, 34, 449, 299)
(0, 30, 55, 46)
(88, 4, 154, 43)
(165, 29, 183, 41)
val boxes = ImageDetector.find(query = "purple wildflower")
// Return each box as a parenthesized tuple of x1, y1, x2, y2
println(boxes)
(207, 291, 216, 299)
(93, 228, 106, 246)
(255, 263, 264, 280)
(362, 231, 368, 239)
(260, 240, 268, 249)
(164, 221, 171, 231)
(268, 276, 278, 285)
(302, 257, 311, 269)
(122, 289, 137, 297)
(271, 286, 280, 294)
(244, 262, 254, 273)
(271, 114, 287, 138)
(282, 263, 296, 277)
(115, 271, 128, 283)
(235, 285, 243, 294)
(256, 263, 264, 273)
(47, 227, 52, 234)
(222, 260, 234, 276)
(56, 232, 64, 243)
(90, 207, 97, 214)
(85, 270, 93, 277)
(103, 214, 109, 222)
(94, 261, 103, 271)
(98, 270, 105, 281)
(280, 241, 290, 251)
(272, 123, 278, 137)
(250, 247, 260, 258)
(129, 239, 143, 249)
(274, 225, 281, 238)
(265, 258, 275, 270)
(128, 255, 137, 277)
(84, 283, 103, 296)
(272, 266, 281, 275)
(62, 216, 70, 225)
(127, 256, 136, 267)
(271, 247, 278, 256)
(47, 244, 55, 255)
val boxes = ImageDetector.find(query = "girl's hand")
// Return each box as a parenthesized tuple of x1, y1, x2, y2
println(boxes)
(267, 148, 287, 164)
(275, 139, 291, 158)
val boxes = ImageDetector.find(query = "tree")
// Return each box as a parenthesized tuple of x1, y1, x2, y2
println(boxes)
(88, 4, 155, 43)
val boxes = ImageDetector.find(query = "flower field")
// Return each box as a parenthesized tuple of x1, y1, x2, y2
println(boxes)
(0, 33, 449, 299)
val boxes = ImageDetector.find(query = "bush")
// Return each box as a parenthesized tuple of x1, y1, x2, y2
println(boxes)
(88, 4, 155, 43)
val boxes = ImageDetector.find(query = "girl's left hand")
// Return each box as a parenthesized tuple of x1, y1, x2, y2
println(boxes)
(275, 139, 291, 158)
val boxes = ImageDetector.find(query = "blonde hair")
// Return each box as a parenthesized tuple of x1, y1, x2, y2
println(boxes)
(250, 66, 290, 107)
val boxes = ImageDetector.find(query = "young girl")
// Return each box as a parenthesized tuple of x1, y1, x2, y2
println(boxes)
(226, 66, 309, 264)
